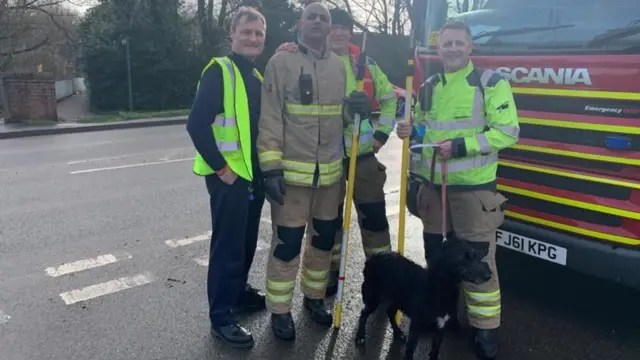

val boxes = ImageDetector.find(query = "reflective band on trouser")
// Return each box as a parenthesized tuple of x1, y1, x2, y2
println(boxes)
(301, 265, 328, 295)
(330, 242, 342, 266)
(282, 159, 343, 187)
(363, 244, 391, 257)
(286, 104, 343, 116)
(464, 288, 501, 321)
(265, 279, 295, 308)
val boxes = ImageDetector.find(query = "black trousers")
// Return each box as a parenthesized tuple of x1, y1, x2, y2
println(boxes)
(205, 174, 265, 327)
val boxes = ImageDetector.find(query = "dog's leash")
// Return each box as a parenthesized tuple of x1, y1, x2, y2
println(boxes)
(428, 150, 448, 242)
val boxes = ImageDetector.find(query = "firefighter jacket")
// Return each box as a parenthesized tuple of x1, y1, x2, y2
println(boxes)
(191, 56, 262, 181)
(257, 43, 348, 188)
(343, 44, 397, 157)
(411, 60, 520, 190)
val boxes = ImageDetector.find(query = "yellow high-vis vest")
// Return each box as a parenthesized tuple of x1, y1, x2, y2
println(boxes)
(192, 56, 263, 181)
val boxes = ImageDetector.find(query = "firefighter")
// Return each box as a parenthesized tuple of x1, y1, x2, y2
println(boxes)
(258, 2, 372, 341)
(186, 7, 267, 349)
(275, 8, 398, 297)
(396, 20, 520, 360)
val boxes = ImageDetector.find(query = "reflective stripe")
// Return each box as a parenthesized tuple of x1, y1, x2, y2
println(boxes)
(464, 289, 501, 303)
(378, 91, 396, 101)
(423, 152, 498, 173)
(377, 115, 395, 127)
(475, 133, 492, 154)
(344, 130, 374, 149)
(283, 159, 342, 175)
(266, 279, 295, 304)
(259, 150, 283, 163)
(286, 103, 343, 116)
(364, 244, 392, 257)
(213, 114, 237, 128)
(467, 304, 501, 317)
(216, 141, 239, 151)
(301, 266, 328, 291)
(425, 117, 487, 131)
(494, 125, 520, 138)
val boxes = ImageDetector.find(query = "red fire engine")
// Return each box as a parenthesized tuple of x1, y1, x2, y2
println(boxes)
(409, 0, 640, 289)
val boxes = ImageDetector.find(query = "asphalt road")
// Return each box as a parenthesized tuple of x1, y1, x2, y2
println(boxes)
(0, 125, 638, 360)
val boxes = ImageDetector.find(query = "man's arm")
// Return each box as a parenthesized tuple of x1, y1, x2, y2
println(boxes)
(186, 62, 227, 172)
(451, 78, 520, 158)
(257, 54, 286, 175)
(369, 60, 398, 145)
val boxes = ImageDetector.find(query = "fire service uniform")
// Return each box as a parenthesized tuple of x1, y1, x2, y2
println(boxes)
(407, 60, 519, 359)
(257, 42, 371, 340)
(323, 8, 398, 297)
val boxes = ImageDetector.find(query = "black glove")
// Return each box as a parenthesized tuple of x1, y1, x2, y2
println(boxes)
(263, 171, 285, 205)
(345, 90, 372, 118)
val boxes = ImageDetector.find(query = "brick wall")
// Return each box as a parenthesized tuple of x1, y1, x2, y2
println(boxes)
(3, 74, 58, 123)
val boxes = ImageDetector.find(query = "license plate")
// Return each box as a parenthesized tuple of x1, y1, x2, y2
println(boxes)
(496, 229, 567, 266)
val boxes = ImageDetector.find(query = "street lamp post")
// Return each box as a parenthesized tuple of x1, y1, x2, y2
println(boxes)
(122, 37, 133, 112)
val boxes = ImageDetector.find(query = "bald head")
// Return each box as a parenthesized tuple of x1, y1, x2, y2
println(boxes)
(299, 2, 331, 47)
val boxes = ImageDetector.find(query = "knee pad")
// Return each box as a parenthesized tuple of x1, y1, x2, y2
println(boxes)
(356, 202, 389, 232)
(334, 203, 345, 231)
(461, 238, 490, 259)
(273, 226, 305, 262)
(311, 218, 336, 251)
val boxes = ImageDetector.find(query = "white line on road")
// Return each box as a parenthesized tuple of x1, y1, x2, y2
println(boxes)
(69, 157, 194, 174)
(0, 310, 10, 325)
(45, 252, 133, 277)
(67, 147, 192, 165)
(59, 272, 157, 305)
(165, 231, 212, 248)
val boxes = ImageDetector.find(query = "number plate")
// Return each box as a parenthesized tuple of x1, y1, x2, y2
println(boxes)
(496, 230, 567, 266)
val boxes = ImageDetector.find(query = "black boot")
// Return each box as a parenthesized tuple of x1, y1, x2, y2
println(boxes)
(324, 270, 339, 297)
(210, 322, 254, 348)
(303, 297, 333, 326)
(271, 313, 295, 341)
(233, 285, 266, 314)
(473, 328, 499, 359)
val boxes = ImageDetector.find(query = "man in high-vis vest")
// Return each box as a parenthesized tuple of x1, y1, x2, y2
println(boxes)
(186, 6, 267, 349)
(258, 2, 372, 341)
(397, 20, 519, 360)
(275, 7, 398, 297)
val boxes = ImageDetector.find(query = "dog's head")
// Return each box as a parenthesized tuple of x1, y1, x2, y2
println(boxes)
(434, 238, 492, 285)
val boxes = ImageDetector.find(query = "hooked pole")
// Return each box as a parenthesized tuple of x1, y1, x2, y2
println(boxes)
(333, 30, 369, 329)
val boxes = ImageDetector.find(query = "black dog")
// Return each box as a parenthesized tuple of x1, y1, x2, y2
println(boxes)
(354, 238, 493, 360)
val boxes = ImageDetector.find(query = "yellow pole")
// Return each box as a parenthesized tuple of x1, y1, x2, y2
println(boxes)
(395, 54, 414, 325)
(333, 32, 368, 329)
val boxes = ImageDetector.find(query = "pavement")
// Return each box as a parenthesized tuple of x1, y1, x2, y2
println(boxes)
(0, 126, 638, 360)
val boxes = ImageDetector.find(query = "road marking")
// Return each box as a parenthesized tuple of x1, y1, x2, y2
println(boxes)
(69, 157, 194, 174)
(67, 147, 192, 165)
(59, 272, 157, 305)
(45, 252, 133, 277)
(0, 310, 10, 325)
(165, 231, 212, 248)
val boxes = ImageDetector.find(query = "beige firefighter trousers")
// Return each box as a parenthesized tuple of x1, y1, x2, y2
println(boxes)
(327, 156, 391, 270)
(265, 182, 341, 314)
(417, 185, 508, 329)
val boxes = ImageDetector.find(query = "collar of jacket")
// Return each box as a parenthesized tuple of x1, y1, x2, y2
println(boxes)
(228, 52, 257, 73)
(442, 59, 474, 83)
(297, 41, 329, 60)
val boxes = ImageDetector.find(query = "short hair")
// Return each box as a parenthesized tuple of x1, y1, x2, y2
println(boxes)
(230, 6, 266, 33)
(439, 20, 472, 39)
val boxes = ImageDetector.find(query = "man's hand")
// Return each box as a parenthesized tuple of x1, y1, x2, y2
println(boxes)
(436, 140, 453, 160)
(264, 172, 286, 205)
(345, 91, 372, 119)
(217, 165, 238, 185)
(396, 120, 413, 139)
(276, 42, 297, 53)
